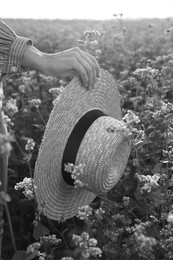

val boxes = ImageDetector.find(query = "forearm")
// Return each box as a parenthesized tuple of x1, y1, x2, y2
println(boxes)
(21, 45, 48, 74)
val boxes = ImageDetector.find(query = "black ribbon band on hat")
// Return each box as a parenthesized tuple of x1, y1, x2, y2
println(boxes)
(61, 109, 107, 186)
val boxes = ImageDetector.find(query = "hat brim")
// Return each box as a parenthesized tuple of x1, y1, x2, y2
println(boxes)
(34, 69, 124, 221)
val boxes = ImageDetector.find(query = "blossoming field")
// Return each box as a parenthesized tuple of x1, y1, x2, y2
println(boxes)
(2, 17, 173, 260)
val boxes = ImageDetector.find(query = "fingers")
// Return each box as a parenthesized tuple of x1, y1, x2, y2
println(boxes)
(71, 47, 101, 90)
(84, 51, 101, 78)
(72, 58, 89, 88)
(74, 52, 96, 90)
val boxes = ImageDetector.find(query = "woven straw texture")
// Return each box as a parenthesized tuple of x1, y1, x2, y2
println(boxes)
(34, 69, 131, 221)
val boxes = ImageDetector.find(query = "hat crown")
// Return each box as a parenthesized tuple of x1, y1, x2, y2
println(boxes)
(73, 115, 130, 195)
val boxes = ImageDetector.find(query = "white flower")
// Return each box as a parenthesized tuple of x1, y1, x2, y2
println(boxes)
(77, 205, 92, 220)
(167, 213, 173, 224)
(15, 177, 36, 200)
(137, 173, 160, 193)
(123, 110, 140, 125)
(5, 98, 18, 116)
(64, 163, 86, 188)
(27, 242, 40, 254)
(25, 138, 35, 151)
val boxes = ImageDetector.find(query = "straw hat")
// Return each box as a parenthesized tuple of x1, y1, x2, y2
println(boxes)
(34, 69, 131, 221)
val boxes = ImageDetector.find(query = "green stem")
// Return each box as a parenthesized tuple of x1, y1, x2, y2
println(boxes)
(10, 131, 25, 157)
(135, 148, 141, 175)
(47, 220, 70, 251)
(144, 198, 149, 221)
(36, 107, 46, 126)
(26, 159, 38, 209)
(4, 202, 17, 253)
(165, 124, 172, 213)
(27, 158, 33, 178)
(96, 193, 119, 207)
(165, 126, 169, 179)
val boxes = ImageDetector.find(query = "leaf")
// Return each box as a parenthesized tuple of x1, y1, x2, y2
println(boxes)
(152, 163, 162, 174)
(147, 227, 160, 238)
(33, 222, 49, 240)
(147, 190, 166, 205)
(134, 140, 152, 150)
(23, 153, 32, 162)
(160, 160, 169, 164)
(12, 250, 38, 260)
(32, 124, 45, 131)
(74, 247, 82, 257)
(0, 191, 11, 204)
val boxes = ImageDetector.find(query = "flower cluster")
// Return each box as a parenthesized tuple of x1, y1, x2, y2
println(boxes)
(64, 163, 86, 188)
(25, 138, 35, 152)
(77, 205, 92, 221)
(28, 99, 41, 108)
(133, 66, 159, 80)
(122, 196, 130, 207)
(18, 84, 26, 93)
(106, 120, 132, 138)
(84, 30, 102, 40)
(38, 252, 46, 260)
(77, 30, 103, 59)
(167, 128, 173, 144)
(134, 224, 157, 250)
(49, 86, 65, 99)
(145, 96, 159, 110)
(122, 110, 145, 146)
(27, 242, 41, 254)
(122, 110, 140, 125)
(73, 232, 102, 259)
(159, 224, 173, 258)
(163, 145, 173, 162)
(21, 74, 31, 87)
(137, 173, 160, 193)
(152, 100, 173, 119)
(94, 207, 105, 221)
(40, 234, 61, 247)
(164, 27, 173, 35)
(4, 98, 18, 117)
(33, 202, 47, 226)
(129, 96, 143, 108)
(104, 227, 124, 243)
(14, 177, 36, 200)
(132, 128, 146, 146)
(2, 114, 13, 127)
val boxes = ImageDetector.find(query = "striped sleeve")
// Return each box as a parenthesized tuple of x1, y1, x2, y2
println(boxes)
(0, 19, 32, 82)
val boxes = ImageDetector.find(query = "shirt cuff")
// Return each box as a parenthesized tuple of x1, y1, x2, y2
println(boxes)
(2, 35, 32, 82)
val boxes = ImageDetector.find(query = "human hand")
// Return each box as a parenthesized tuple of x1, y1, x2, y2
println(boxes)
(22, 45, 101, 90)
(44, 47, 101, 89)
